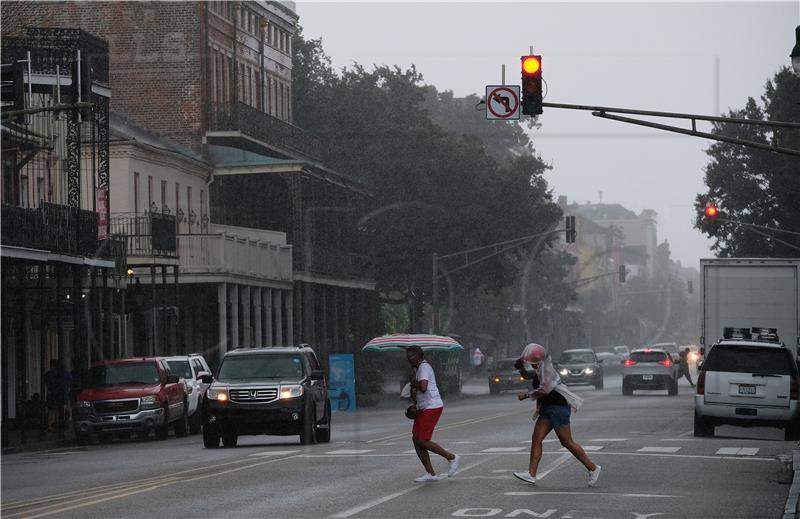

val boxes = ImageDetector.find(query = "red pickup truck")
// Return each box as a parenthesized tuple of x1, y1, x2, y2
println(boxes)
(72, 357, 188, 443)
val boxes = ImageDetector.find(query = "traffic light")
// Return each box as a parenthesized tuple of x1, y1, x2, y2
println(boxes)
(704, 203, 718, 218)
(521, 54, 542, 116)
(619, 264, 627, 283)
(1, 61, 26, 123)
(565, 215, 576, 243)
(688, 280, 694, 294)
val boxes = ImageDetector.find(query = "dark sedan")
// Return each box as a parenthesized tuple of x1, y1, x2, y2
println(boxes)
(555, 349, 604, 390)
(487, 358, 531, 395)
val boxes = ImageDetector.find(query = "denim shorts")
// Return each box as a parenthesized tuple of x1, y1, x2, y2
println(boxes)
(538, 404, 571, 429)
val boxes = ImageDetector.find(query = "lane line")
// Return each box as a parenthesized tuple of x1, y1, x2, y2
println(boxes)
(678, 429, 694, 437)
(590, 451, 774, 461)
(589, 438, 628, 442)
(480, 447, 527, 453)
(505, 491, 683, 498)
(739, 448, 760, 456)
(536, 452, 574, 480)
(638, 446, 681, 453)
(325, 449, 375, 455)
(248, 450, 301, 457)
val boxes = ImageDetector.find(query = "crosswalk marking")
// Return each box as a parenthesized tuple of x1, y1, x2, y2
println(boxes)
(481, 447, 527, 453)
(638, 446, 681, 453)
(589, 438, 628, 442)
(249, 450, 300, 457)
(325, 449, 375, 455)
(716, 447, 760, 456)
(560, 445, 603, 452)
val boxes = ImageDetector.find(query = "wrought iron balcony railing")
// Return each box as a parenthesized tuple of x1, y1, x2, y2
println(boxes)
(109, 213, 178, 259)
(2, 203, 100, 256)
(207, 102, 322, 162)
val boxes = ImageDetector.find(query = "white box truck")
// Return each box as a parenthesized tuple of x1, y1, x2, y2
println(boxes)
(701, 258, 800, 354)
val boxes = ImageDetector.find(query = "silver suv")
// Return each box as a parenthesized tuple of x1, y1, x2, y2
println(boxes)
(694, 328, 800, 439)
(622, 348, 680, 396)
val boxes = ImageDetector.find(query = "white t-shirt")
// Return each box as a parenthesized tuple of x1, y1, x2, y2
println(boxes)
(415, 361, 443, 410)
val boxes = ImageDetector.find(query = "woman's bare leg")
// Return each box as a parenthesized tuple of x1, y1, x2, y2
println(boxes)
(528, 418, 553, 476)
(553, 424, 597, 471)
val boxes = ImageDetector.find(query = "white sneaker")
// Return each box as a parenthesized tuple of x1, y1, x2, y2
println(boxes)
(414, 473, 440, 483)
(513, 471, 536, 485)
(588, 465, 602, 487)
(447, 454, 461, 476)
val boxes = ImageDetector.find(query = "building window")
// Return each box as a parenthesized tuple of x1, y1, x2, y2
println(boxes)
(175, 182, 180, 231)
(161, 180, 167, 212)
(147, 176, 153, 212)
(187, 185, 193, 233)
(133, 172, 140, 214)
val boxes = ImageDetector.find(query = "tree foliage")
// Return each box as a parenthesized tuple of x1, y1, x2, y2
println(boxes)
(695, 68, 800, 257)
(293, 29, 572, 334)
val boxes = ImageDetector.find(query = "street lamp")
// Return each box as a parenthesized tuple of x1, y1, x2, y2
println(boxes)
(791, 25, 800, 75)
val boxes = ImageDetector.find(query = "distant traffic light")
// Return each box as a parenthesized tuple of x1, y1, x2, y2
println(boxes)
(619, 264, 627, 283)
(704, 203, 718, 218)
(521, 54, 543, 116)
(565, 215, 576, 243)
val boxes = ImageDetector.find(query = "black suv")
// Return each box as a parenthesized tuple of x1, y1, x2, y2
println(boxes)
(201, 346, 331, 447)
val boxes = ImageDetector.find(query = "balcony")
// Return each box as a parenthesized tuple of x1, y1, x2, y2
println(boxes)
(294, 244, 374, 282)
(177, 231, 292, 284)
(109, 213, 178, 262)
(206, 102, 321, 162)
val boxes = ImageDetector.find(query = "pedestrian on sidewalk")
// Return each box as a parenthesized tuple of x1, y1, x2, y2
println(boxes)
(678, 348, 695, 388)
(513, 343, 601, 488)
(406, 346, 460, 482)
(44, 360, 71, 439)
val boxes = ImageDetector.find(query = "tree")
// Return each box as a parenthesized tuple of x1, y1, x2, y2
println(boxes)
(695, 68, 800, 257)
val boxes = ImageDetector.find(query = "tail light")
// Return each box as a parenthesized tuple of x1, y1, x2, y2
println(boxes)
(697, 370, 705, 395)
(791, 377, 798, 401)
(658, 359, 672, 367)
(623, 359, 636, 367)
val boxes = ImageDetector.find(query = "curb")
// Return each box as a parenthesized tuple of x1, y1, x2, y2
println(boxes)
(2, 437, 75, 455)
(783, 449, 800, 519)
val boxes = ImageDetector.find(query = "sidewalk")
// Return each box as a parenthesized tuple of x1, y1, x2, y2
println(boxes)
(2, 424, 76, 455)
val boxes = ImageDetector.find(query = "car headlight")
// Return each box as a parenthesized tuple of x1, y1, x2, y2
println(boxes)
(280, 385, 304, 399)
(585, 368, 594, 374)
(140, 395, 160, 409)
(75, 400, 92, 409)
(207, 388, 229, 402)
(559, 369, 568, 376)
(494, 377, 501, 383)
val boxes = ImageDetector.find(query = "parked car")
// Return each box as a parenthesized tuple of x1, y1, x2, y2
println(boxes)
(487, 358, 530, 395)
(72, 357, 188, 443)
(694, 327, 800, 440)
(164, 354, 212, 434)
(652, 342, 680, 358)
(202, 345, 331, 447)
(622, 348, 679, 395)
(555, 349, 604, 390)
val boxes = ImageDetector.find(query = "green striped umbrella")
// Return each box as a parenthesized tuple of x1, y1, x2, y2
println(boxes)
(362, 334, 464, 352)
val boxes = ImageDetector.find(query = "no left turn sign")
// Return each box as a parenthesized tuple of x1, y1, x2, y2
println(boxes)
(485, 85, 520, 120)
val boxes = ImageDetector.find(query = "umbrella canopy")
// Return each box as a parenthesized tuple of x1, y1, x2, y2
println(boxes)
(362, 334, 464, 352)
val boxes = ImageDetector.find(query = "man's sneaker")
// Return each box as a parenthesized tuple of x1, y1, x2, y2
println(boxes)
(447, 454, 461, 476)
(513, 471, 536, 485)
(414, 473, 440, 483)
(588, 465, 602, 487)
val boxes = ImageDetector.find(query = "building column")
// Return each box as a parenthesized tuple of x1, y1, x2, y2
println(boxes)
(242, 285, 251, 348)
(331, 289, 340, 352)
(217, 283, 228, 356)
(273, 289, 283, 346)
(286, 290, 294, 346)
(253, 287, 262, 347)
(229, 284, 239, 349)
(263, 288, 273, 347)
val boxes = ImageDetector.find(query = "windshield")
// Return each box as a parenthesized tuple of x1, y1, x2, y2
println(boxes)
(166, 360, 192, 379)
(88, 363, 161, 386)
(559, 352, 595, 364)
(653, 343, 679, 354)
(217, 355, 305, 381)
(630, 351, 669, 363)
(703, 346, 794, 376)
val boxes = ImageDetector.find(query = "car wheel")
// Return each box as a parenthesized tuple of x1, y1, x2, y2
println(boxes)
(221, 431, 238, 447)
(622, 378, 633, 396)
(785, 421, 800, 441)
(155, 404, 169, 440)
(189, 407, 202, 435)
(694, 412, 714, 437)
(202, 426, 220, 448)
(76, 434, 89, 446)
(668, 379, 678, 396)
(174, 403, 189, 438)
(316, 400, 332, 443)
(300, 403, 317, 445)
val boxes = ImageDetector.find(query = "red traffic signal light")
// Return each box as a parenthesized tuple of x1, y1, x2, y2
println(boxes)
(704, 203, 718, 217)
(521, 55, 543, 116)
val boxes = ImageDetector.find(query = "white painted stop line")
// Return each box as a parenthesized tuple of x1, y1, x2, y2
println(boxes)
(716, 447, 760, 456)
(325, 449, 375, 455)
(560, 445, 603, 451)
(249, 450, 300, 457)
(637, 446, 681, 453)
(481, 447, 527, 453)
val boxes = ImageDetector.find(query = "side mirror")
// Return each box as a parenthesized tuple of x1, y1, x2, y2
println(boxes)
(166, 374, 179, 384)
(197, 371, 211, 381)
(200, 374, 213, 384)
(597, 359, 604, 364)
(697, 362, 703, 372)
(309, 370, 325, 381)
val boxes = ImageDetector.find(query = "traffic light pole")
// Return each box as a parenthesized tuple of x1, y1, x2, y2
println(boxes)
(713, 217, 800, 253)
(540, 102, 800, 157)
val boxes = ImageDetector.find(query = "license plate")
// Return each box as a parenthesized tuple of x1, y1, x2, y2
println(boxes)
(642, 374, 653, 380)
(738, 384, 757, 395)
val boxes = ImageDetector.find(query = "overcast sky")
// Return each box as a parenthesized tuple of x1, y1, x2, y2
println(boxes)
(296, 1, 800, 268)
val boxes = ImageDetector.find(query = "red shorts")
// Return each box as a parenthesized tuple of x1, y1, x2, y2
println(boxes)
(412, 407, 443, 441)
